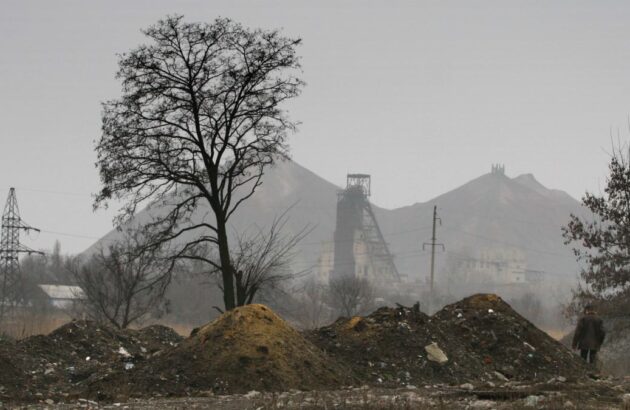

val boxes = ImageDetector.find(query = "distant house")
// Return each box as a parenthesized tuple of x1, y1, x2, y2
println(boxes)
(37, 284, 85, 309)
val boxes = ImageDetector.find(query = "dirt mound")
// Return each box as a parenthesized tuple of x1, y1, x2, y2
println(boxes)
(308, 294, 587, 388)
(0, 338, 25, 401)
(87, 304, 355, 400)
(307, 303, 486, 387)
(434, 294, 586, 381)
(0, 320, 183, 404)
(0, 297, 591, 404)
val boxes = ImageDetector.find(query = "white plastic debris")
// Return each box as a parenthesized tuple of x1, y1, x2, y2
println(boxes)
(460, 383, 474, 391)
(493, 371, 509, 381)
(469, 400, 495, 409)
(524, 395, 543, 407)
(244, 390, 261, 399)
(457, 313, 463, 318)
(425, 342, 448, 364)
(124, 363, 134, 370)
(523, 342, 536, 351)
(117, 347, 131, 357)
(487, 309, 494, 314)
(85, 356, 90, 361)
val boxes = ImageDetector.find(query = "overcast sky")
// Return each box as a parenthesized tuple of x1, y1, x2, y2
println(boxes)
(2, 0, 630, 253)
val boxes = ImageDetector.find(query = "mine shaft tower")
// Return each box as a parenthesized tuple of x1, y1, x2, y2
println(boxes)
(331, 174, 400, 284)
(0, 188, 42, 322)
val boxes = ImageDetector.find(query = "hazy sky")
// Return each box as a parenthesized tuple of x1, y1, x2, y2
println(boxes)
(2, 0, 630, 253)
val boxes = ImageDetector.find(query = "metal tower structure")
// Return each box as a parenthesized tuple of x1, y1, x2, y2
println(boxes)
(331, 174, 400, 284)
(0, 188, 42, 322)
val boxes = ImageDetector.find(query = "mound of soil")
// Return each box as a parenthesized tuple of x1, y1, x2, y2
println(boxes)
(0, 338, 25, 400)
(87, 304, 355, 400)
(307, 294, 587, 388)
(0, 320, 183, 404)
(307, 302, 486, 387)
(434, 294, 586, 381)
(0, 296, 591, 404)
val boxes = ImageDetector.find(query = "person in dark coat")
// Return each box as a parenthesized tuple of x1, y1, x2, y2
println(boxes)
(572, 304, 605, 364)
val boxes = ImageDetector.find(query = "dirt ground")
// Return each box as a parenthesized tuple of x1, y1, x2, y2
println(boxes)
(10, 380, 630, 409)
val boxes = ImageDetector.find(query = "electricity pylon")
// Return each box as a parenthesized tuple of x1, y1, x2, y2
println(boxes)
(0, 188, 43, 323)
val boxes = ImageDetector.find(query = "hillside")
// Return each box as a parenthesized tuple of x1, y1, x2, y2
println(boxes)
(85, 161, 587, 294)
(375, 169, 588, 288)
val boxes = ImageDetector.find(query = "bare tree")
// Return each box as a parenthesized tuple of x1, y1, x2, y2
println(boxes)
(328, 275, 375, 317)
(206, 209, 311, 310)
(94, 15, 304, 311)
(68, 232, 175, 329)
(297, 278, 332, 328)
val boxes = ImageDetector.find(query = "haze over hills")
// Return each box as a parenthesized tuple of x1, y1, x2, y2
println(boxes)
(85, 160, 588, 289)
(375, 167, 588, 288)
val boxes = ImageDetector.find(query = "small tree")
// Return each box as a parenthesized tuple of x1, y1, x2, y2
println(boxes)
(201, 210, 310, 311)
(563, 145, 630, 316)
(69, 232, 174, 329)
(297, 279, 332, 328)
(94, 15, 304, 311)
(233, 213, 310, 305)
(328, 275, 375, 317)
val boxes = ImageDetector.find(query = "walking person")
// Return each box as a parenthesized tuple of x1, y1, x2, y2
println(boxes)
(572, 304, 605, 364)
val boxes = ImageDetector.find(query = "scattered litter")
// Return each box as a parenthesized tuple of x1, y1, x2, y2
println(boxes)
(244, 390, 260, 399)
(469, 399, 496, 408)
(117, 347, 131, 358)
(523, 395, 543, 407)
(0, 295, 602, 405)
(523, 342, 536, 352)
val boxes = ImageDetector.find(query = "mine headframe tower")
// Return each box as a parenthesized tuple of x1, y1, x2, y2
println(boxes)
(331, 174, 400, 284)
(0, 188, 43, 323)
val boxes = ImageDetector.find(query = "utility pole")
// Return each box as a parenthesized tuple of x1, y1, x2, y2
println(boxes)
(0, 188, 43, 324)
(423, 205, 444, 313)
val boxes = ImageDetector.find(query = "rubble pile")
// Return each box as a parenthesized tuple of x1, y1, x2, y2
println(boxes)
(0, 320, 182, 403)
(0, 295, 593, 405)
(0, 337, 25, 399)
(433, 294, 586, 381)
(308, 294, 587, 387)
(87, 304, 355, 401)
(307, 305, 480, 386)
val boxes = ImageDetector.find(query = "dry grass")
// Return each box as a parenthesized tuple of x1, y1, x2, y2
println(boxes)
(0, 308, 198, 340)
(0, 310, 72, 339)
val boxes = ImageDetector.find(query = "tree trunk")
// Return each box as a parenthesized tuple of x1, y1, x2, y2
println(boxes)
(235, 270, 247, 307)
(216, 218, 236, 311)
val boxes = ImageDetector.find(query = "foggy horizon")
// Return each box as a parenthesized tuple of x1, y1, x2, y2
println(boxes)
(3, 0, 630, 253)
